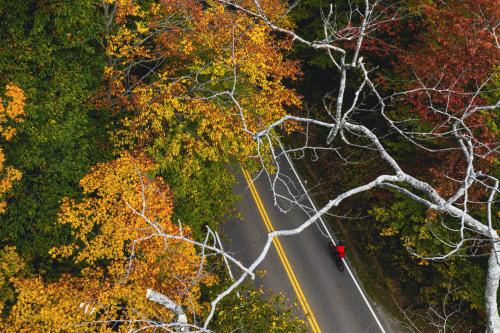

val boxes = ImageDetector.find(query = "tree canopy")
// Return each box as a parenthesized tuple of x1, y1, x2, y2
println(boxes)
(0, 0, 498, 331)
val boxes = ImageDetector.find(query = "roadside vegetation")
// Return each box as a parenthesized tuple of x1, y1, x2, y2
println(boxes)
(0, 0, 498, 332)
(288, 0, 499, 331)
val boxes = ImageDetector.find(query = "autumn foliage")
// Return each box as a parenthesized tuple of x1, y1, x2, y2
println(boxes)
(1, 153, 214, 331)
(106, 0, 300, 165)
(0, 84, 24, 214)
(1, 0, 497, 330)
(0, 1, 307, 331)
(394, 0, 500, 197)
(98, 0, 303, 234)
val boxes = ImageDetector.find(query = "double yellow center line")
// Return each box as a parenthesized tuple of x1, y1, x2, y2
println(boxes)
(241, 168, 322, 333)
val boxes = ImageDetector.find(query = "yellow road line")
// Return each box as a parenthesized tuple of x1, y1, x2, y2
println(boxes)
(242, 168, 322, 333)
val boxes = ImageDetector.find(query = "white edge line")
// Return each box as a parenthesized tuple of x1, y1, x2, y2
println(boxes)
(279, 141, 387, 333)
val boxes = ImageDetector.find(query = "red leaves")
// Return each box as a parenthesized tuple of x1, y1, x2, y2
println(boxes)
(401, 0, 499, 89)
(392, 0, 500, 198)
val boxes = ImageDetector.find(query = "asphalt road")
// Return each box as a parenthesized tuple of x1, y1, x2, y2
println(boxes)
(222, 157, 396, 333)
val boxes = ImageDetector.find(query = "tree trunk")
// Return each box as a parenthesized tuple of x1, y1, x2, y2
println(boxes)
(486, 241, 500, 333)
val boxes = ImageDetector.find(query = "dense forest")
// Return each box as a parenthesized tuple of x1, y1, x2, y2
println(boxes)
(0, 0, 498, 332)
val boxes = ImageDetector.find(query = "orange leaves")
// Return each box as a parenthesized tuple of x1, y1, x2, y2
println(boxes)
(3, 153, 211, 330)
(3, 276, 92, 333)
(52, 151, 206, 304)
(0, 84, 25, 141)
(51, 152, 175, 267)
(105, 0, 300, 167)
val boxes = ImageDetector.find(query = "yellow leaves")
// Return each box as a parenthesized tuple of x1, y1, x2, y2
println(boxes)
(418, 259, 429, 266)
(48, 244, 78, 260)
(61, 151, 194, 275)
(0, 84, 26, 140)
(370, 206, 391, 223)
(1, 128, 15, 142)
(202, 272, 218, 287)
(0, 84, 25, 214)
(0, 246, 24, 279)
(210, 62, 227, 80)
(2, 276, 100, 332)
(402, 235, 414, 248)
(103, 65, 114, 79)
(107, 27, 150, 63)
(0, 246, 25, 315)
(417, 226, 431, 240)
(380, 226, 398, 237)
(53, 152, 174, 265)
(4, 153, 213, 330)
(105, 0, 301, 173)
(150, 3, 161, 15)
(180, 39, 194, 55)
(135, 21, 149, 34)
(3, 84, 25, 118)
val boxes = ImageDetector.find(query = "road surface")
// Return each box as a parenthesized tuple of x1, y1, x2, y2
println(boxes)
(222, 156, 396, 333)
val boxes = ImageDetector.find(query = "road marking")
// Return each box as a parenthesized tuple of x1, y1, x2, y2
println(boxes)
(242, 168, 322, 333)
(278, 141, 387, 333)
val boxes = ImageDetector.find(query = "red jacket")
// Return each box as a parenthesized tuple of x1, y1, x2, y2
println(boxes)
(336, 245, 345, 258)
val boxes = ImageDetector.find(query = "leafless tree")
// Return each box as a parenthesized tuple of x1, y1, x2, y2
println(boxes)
(96, 0, 499, 331)
(393, 288, 471, 333)
(211, 0, 500, 331)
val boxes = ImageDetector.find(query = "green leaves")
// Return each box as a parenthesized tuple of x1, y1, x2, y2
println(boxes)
(213, 282, 306, 333)
(0, 0, 109, 270)
(371, 196, 488, 314)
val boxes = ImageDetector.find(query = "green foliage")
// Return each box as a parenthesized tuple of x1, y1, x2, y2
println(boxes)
(0, 0, 109, 269)
(287, 1, 497, 329)
(213, 283, 306, 333)
(0, 246, 25, 315)
(155, 158, 238, 236)
(371, 196, 487, 314)
(482, 66, 500, 134)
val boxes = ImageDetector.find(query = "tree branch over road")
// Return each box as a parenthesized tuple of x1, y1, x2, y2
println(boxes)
(217, 0, 500, 331)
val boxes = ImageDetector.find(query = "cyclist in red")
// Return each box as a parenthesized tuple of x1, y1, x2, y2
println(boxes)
(336, 241, 345, 259)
